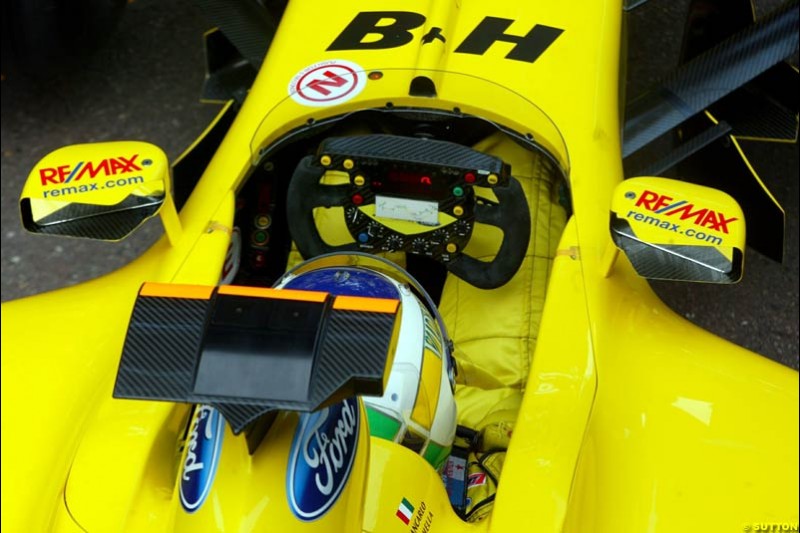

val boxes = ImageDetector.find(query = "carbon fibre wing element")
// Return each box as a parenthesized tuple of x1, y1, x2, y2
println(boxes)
(622, 0, 799, 158)
(114, 283, 400, 434)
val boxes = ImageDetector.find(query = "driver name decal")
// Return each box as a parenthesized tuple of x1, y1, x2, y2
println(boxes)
(289, 60, 367, 107)
(287, 398, 360, 520)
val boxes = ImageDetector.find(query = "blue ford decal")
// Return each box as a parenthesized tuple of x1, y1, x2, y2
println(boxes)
(287, 398, 360, 521)
(180, 405, 225, 513)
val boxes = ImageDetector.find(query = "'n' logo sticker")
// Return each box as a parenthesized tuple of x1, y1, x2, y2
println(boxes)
(289, 60, 366, 107)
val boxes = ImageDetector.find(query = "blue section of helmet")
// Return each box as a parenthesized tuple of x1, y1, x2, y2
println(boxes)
(283, 268, 400, 299)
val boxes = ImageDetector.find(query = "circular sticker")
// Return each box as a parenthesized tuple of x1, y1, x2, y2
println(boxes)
(289, 59, 366, 107)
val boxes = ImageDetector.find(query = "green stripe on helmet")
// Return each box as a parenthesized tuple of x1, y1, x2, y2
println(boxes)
(422, 441, 451, 470)
(366, 407, 402, 441)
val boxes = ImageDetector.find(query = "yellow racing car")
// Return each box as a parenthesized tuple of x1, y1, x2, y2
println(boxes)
(2, 0, 798, 531)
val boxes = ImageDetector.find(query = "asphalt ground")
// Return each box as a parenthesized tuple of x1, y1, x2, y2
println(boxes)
(1, 0, 797, 369)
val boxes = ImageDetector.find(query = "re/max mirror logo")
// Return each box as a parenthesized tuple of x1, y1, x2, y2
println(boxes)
(634, 190, 738, 235)
(39, 155, 143, 186)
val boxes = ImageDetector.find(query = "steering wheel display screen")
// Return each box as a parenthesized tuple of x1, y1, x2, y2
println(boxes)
(374, 195, 439, 226)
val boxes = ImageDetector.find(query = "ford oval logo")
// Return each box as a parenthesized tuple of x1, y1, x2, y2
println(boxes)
(180, 405, 225, 513)
(287, 398, 360, 521)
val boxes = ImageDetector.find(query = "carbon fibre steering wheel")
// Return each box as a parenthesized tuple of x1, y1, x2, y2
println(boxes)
(286, 135, 530, 289)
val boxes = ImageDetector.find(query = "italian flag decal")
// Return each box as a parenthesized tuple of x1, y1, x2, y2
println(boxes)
(396, 497, 414, 525)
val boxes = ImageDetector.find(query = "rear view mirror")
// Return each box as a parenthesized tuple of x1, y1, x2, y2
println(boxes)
(20, 141, 175, 241)
(609, 177, 746, 283)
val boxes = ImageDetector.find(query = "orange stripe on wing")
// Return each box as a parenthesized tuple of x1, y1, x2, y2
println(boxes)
(333, 295, 400, 314)
(218, 285, 328, 303)
(139, 282, 214, 300)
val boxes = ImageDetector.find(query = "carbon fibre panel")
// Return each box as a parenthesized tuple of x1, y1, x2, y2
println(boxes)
(114, 283, 400, 433)
(623, 0, 799, 157)
(610, 216, 743, 283)
(20, 195, 163, 241)
(319, 135, 509, 184)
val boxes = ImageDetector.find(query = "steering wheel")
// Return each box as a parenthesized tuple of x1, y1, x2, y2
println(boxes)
(286, 135, 530, 289)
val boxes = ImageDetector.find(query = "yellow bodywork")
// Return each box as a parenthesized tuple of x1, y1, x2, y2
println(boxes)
(1, 0, 797, 532)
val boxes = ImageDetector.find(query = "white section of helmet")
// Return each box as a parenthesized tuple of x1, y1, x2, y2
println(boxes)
(274, 252, 457, 470)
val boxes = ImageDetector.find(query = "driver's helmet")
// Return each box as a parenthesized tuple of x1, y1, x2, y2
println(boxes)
(275, 253, 457, 470)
